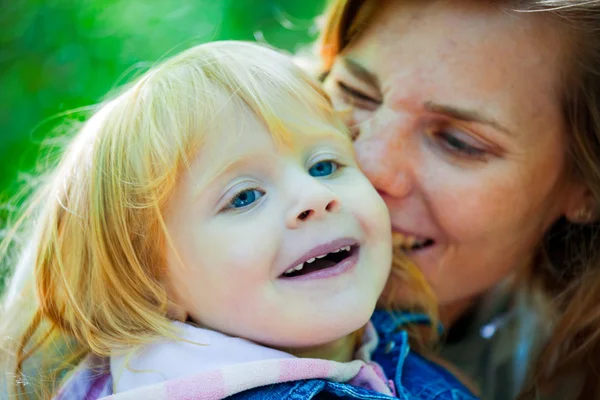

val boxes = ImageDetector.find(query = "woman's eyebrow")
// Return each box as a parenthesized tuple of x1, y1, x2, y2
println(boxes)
(424, 101, 514, 136)
(343, 57, 380, 88)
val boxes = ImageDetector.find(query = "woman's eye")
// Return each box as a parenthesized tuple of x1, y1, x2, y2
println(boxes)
(348, 125, 360, 141)
(226, 188, 265, 210)
(437, 130, 487, 158)
(308, 160, 339, 177)
(336, 81, 381, 109)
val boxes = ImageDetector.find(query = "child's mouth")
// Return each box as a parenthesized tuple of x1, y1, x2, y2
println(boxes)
(280, 244, 358, 278)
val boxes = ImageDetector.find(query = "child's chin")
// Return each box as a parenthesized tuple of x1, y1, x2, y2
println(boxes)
(252, 301, 377, 350)
(266, 319, 370, 350)
(300, 313, 372, 344)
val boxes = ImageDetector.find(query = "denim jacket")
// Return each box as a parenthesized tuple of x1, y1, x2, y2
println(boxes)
(370, 310, 478, 400)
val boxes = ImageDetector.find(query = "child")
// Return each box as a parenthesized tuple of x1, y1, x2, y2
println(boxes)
(0, 41, 478, 399)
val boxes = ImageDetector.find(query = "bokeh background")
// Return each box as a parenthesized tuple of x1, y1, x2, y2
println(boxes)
(0, 0, 326, 290)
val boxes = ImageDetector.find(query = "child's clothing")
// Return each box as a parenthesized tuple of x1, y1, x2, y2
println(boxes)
(54, 313, 479, 400)
(54, 321, 395, 400)
(370, 310, 478, 399)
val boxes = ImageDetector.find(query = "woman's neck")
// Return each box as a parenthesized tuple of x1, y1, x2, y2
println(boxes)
(441, 278, 518, 333)
(439, 297, 477, 329)
(283, 330, 362, 362)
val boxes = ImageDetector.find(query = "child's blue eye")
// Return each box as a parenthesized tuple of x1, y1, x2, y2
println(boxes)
(228, 189, 264, 209)
(308, 161, 338, 177)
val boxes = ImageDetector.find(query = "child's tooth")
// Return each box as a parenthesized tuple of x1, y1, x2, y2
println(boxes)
(344, 246, 351, 251)
(285, 267, 295, 274)
(294, 264, 304, 271)
(316, 254, 327, 259)
(306, 257, 316, 263)
(331, 249, 340, 253)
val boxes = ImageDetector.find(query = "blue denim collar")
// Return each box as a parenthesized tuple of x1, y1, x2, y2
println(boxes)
(371, 309, 443, 338)
(371, 310, 478, 400)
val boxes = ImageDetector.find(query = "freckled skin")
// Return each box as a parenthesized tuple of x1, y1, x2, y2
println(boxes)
(323, 0, 588, 312)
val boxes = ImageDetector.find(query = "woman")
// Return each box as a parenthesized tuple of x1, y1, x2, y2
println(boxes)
(315, 1, 600, 399)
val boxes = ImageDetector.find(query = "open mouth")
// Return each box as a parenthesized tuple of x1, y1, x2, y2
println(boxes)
(281, 245, 358, 278)
(394, 233, 435, 252)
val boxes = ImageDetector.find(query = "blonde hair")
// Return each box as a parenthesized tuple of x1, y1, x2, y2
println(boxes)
(317, 1, 600, 398)
(0, 40, 347, 399)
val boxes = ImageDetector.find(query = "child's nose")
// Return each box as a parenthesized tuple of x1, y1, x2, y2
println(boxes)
(286, 184, 341, 229)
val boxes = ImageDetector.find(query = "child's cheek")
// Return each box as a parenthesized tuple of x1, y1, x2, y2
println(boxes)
(214, 232, 277, 281)
(348, 175, 392, 242)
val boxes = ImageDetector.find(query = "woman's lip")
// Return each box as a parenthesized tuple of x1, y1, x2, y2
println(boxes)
(392, 228, 433, 242)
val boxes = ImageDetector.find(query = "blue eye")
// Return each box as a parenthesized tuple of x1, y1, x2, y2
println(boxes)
(308, 161, 338, 177)
(227, 189, 264, 209)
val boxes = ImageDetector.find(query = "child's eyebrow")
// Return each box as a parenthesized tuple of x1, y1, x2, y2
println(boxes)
(213, 155, 267, 180)
(192, 153, 275, 199)
(295, 128, 351, 144)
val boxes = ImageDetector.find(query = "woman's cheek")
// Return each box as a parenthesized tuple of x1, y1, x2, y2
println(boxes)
(429, 172, 523, 241)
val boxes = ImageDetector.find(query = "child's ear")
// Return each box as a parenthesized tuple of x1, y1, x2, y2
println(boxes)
(167, 300, 188, 322)
(162, 274, 188, 321)
(564, 181, 599, 224)
(159, 261, 188, 321)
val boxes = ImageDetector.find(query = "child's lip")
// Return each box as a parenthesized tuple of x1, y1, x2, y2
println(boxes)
(278, 237, 359, 277)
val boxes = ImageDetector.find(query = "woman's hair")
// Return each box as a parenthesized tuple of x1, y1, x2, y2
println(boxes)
(0, 40, 347, 399)
(317, 0, 600, 398)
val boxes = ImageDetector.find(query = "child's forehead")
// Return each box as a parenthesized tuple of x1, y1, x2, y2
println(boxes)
(187, 105, 351, 188)
(210, 99, 348, 149)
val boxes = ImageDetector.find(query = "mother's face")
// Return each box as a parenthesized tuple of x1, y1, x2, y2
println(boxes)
(323, 0, 586, 306)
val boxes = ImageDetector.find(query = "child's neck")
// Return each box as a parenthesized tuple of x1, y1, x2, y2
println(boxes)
(283, 328, 364, 362)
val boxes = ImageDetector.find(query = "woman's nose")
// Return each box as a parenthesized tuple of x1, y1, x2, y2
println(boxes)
(286, 182, 341, 229)
(354, 134, 412, 199)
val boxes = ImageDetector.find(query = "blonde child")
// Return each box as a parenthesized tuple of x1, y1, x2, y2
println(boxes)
(0, 41, 477, 400)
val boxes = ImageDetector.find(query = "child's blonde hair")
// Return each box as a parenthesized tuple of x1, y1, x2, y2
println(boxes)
(0, 41, 347, 399)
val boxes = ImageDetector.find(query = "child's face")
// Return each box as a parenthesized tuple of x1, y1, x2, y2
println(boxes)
(164, 104, 391, 348)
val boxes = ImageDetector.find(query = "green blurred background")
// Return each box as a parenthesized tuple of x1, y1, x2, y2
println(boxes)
(0, 0, 326, 291)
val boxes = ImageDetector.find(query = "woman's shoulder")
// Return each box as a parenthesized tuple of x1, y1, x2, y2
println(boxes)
(440, 290, 545, 400)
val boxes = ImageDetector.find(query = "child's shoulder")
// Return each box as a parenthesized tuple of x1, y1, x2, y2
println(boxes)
(94, 322, 398, 400)
(53, 354, 112, 400)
